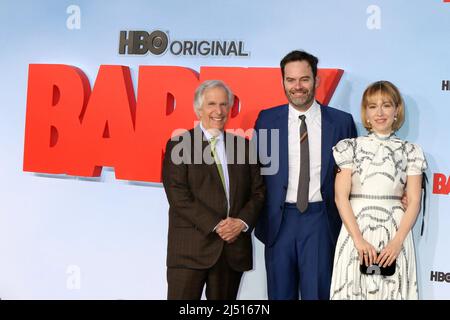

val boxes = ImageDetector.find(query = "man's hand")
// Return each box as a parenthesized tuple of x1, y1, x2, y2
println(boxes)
(216, 217, 245, 243)
(401, 193, 408, 210)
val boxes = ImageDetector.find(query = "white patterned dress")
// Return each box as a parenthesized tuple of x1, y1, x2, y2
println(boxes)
(330, 132, 427, 300)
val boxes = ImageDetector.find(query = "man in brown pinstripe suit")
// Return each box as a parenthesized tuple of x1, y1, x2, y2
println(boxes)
(162, 80, 265, 300)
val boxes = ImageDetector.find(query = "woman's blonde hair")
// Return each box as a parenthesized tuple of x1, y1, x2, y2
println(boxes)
(361, 80, 405, 132)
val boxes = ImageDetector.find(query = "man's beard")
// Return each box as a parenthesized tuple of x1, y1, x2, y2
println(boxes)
(286, 86, 315, 110)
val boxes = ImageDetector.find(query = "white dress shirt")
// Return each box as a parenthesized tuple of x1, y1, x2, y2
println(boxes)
(200, 123, 230, 205)
(200, 124, 249, 232)
(285, 100, 323, 203)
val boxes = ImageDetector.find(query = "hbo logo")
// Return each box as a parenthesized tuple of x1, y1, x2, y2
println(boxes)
(119, 30, 168, 55)
(430, 271, 450, 282)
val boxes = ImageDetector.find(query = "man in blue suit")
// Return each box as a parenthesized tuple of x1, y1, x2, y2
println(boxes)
(254, 50, 357, 300)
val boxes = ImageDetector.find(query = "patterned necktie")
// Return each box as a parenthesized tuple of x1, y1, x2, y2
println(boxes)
(210, 136, 226, 194)
(297, 115, 309, 212)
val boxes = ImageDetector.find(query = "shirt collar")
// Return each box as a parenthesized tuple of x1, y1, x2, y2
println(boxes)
(368, 131, 396, 141)
(288, 100, 320, 122)
(199, 122, 224, 141)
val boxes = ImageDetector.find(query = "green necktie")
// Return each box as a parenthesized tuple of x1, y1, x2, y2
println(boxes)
(210, 136, 227, 194)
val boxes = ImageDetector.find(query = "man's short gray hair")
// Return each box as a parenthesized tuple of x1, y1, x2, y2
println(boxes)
(193, 80, 234, 117)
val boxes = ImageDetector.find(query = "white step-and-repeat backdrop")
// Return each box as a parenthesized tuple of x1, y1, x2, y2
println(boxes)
(1, 0, 449, 299)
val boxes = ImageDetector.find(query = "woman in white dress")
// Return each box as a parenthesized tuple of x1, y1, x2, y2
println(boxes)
(330, 81, 427, 300)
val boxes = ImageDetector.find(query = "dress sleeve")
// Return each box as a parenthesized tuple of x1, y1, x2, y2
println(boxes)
(406, 143, 428, 175)
(332, 138, 355, 169)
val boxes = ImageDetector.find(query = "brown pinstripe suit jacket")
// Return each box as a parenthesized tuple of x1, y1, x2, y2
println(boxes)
(162, 126, 265, 272)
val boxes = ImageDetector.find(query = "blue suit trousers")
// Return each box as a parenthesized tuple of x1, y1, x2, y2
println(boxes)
(264, 202, 334, 300)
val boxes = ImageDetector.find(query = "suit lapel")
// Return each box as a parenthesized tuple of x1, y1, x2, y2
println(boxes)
(225, 133, 237, 210)
(321, 106, 336, 185)
(192, 125, 207, 161)
(192, 126, 226, 195)
(274, 105, 289, 185)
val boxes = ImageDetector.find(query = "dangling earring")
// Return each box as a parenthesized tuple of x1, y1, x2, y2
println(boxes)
(394, 116, 398, 122)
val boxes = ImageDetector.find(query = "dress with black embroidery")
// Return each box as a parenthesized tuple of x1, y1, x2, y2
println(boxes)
(330, 132, 427, 300)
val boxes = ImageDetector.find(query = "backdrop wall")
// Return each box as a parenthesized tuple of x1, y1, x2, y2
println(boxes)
(0, 0, 449, 299)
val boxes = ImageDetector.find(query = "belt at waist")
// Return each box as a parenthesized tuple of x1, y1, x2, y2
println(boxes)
(284, 201, 325, 211)
(349, 194, 402, 200)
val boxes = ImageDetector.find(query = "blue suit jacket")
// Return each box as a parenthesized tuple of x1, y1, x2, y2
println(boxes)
(254, 103, 357, 247)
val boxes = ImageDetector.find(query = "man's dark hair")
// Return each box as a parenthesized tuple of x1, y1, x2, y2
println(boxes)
(280, 50, 319, 79)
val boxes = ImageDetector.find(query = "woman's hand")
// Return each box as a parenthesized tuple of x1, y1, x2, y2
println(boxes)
(377, 238, 402, 267)
(353, 237, 378, 267)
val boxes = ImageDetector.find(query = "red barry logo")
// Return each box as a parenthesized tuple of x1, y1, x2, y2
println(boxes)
(23, 65, 343, 183)
(433, 173, 450, 195)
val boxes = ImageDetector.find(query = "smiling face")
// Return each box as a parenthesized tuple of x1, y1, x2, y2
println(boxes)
(197, 86, 230, 132)
(361, 81, 405, 133)
(282, 60, 318, 112)
(365, 93, 398, 135)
